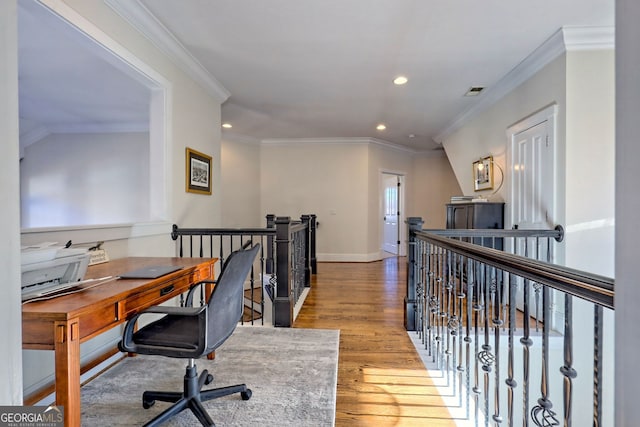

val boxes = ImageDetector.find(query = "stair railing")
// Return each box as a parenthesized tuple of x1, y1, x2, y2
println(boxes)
(171, 214, 317, 326)
(406, 217, 614, 426)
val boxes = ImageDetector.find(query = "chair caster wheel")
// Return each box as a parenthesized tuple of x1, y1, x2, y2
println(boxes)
(205, 373, 214, 385)
(142, 399, 155, 409)
(241, 389, 252, 400)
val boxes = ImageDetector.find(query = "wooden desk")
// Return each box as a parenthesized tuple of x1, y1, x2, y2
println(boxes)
(22, 257, 217, 427)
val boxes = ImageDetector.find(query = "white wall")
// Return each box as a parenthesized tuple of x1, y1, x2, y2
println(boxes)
(21, 132, 150, 228)
(260, 141, 370, 261)
(253, 139, 461, 261)
(412, 151, 462, 228)
(220, 135, 262, 227)
(564, 50, 615, 276)
(442, 55, 567, 209)
(615, 0, 640, 424)
(0, 0, 24, 405)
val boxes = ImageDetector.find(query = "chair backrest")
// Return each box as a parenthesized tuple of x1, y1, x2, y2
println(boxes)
(205, 243, 260, 352)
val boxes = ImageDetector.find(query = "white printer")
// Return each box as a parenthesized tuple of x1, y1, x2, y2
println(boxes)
(21, 243, 90, 301)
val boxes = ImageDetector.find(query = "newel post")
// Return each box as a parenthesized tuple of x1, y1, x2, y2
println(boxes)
(309, 214, 317, 274)
(301, 215, 312, 287)
(405, 217, 424, 331)
(273, 216, 294, 327)
(265, 214, 276, 274)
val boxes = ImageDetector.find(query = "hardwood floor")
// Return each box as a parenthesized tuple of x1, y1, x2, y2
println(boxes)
(294, 257, 457, 426)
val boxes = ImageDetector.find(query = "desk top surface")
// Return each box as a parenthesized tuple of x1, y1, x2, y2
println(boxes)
(22, 257, 217, 317)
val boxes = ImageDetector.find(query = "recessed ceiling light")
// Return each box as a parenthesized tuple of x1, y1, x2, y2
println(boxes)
(222, 123, 232, 129)
(376, 124, 386, 131)
(393, 76, 408, 85)
(464, 86, 485, 96)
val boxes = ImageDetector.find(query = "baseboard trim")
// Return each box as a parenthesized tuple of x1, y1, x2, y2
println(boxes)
(317, 252, 383, 262)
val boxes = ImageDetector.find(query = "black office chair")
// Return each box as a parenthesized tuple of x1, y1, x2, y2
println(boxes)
(119, 243, 260, 427)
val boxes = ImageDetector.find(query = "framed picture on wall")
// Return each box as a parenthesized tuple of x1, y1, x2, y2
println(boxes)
(473, 156, 493, 191)
(186, 147, 212, 195)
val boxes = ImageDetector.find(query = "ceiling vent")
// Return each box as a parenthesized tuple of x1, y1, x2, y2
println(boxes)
(464, 86, 485, 96)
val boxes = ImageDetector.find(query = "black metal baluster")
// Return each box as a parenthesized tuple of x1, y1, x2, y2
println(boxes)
(560, 294, 576, 427)
(531, 284, 558, 426)
(427, 244, 434, 358)
(445, 249, 453, 384)
(450, 252, 460, 397)
(533, 237, 541, 332)
(593, 306, 603, 427)
(418, 241, 425, 344)
(465, 256, 473, 420)
(493, 267, 503, 426)
(521, 239, 532, 427)
(478, 264, 493, 427)
(506, 271, 517, 427)
(436, 247, 444, 369)
(471, 260, 481, 427)
(456, 253, 466, 408)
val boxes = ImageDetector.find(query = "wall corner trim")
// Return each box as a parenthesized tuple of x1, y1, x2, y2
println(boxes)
(104, 0, 230, 103)
(433, 25, 614, 144)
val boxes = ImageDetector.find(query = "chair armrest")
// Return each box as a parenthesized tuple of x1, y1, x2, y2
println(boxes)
(185, 280, 217, 307)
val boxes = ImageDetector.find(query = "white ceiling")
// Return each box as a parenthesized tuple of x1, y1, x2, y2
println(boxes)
(19, 0, 615, 152)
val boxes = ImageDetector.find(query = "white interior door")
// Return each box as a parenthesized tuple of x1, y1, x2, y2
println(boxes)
(382, 174, 400, 255)
(508, 106, 557, 324)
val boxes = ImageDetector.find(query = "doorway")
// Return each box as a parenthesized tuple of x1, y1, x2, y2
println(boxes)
(507, 104, 560, 327)
(381, 172, 404, 257)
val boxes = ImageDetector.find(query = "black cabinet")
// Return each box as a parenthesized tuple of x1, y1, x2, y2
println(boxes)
(446, 202, 504, 249)
(446, 202, 504, 230)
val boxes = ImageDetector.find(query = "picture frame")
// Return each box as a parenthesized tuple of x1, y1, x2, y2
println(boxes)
(186, 147, 212, 195)
(473, 155, 493, 191)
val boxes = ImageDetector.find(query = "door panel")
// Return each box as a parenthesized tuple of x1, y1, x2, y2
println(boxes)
(383, 174, 399, 254)
(509, 119, 555, 314)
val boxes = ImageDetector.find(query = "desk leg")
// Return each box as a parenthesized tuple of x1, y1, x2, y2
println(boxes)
(54, 318, 81, 427)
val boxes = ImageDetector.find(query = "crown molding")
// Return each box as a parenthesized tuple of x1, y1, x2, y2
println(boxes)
(20, 125, 50, 148)
(260, 136, 420, 154)
(48, 121, 150, 134)
(563, 26, 615, 51)
(104, 0, 230, 103)
(433, 26, 614, 144)
(261, 137, 371, 146)
(221, 131, 261, 145)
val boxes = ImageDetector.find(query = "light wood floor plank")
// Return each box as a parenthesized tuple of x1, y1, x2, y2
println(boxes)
(294, 257, 457, 426)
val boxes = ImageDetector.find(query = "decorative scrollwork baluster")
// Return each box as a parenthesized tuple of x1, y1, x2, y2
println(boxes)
(506, 271, 518, 427)
(559, 294, 576, 427)
(531, 286, 558, 427)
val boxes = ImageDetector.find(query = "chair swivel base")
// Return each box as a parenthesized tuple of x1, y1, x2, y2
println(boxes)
(141, 364, 252, 427)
